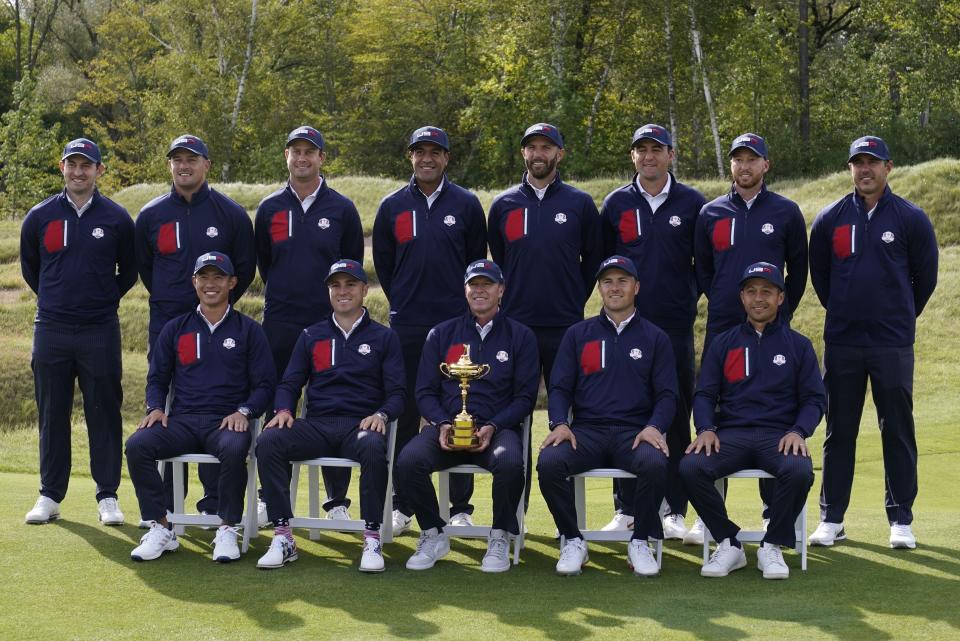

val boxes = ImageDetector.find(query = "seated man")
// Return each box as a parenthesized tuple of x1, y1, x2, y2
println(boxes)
(394, 260, 539, 573)
(255, 259, 404, 572)
(538, 255, 678, 577)
(126, 252, 275, 562)
(680, 262, 825, 579)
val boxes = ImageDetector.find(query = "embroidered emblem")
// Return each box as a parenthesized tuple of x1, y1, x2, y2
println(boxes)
(206, 226, 219, 238)
(443, 215, 456, 227)
(669, 216, 681, 227)
(496, 350, 509, 362)
(358, 343, 371, 355)
(629, 348, 642, 360)
(91, 227, 105, 239)
(761, 223, 774, 235)
(773, 354, 786, 366)
(882, 231, 895, 244)
(223, 338, 236, 349)
(318, 217, 330, 229)
(554, 213, 567, 224)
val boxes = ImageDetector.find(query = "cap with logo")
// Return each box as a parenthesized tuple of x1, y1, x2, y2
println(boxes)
(408, 126, 450, 151)
(728, 133, 768, 159)
(847, 136, 890, 163)
(286, 126, 325, 151)
(464, 259, 504, 284)
(326, 259, 368, 284)
(167, 135, 209, 159)
(739, 261, 784, 291)
(61, 138, 102, 164)
(596, 255, 639, 281)
(193, 251, 234, 276)
(521, 123, 564, 149)
(631, 124, 672, 148)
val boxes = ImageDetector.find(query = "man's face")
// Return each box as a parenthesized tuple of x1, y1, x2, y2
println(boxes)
(522, 136, 564, 180)
(59, 155, 104, 199)
(597, 268, 639, 315)
(192, 266, 236, 307)
(848, 154, 892, 200)
(409, 142, 449, 186)
(729, 149, 769, 191)
(465, 276, 504, 318)
(740, 278, 784, 325)
(327, 273, 368, 315)
(630, 140, 674, 183)
(285, 140, 325, 183)
(168, 150, 211, 193)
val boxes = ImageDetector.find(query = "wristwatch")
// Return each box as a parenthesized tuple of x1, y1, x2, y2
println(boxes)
(237, 406, 252, 418)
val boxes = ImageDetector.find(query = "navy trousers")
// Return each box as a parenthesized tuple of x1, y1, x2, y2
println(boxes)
(125, 414, 251, 524)
(32, 319, 123, 503)
(537, 425, 668, 541)
(679, 427, 813, 548)
(820, 344, 917, 525)
(395, 424, 525, 535)
(256, 418, 387, 525)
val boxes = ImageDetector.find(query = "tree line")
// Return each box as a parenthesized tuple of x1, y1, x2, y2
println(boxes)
(2, 0, 959, 216)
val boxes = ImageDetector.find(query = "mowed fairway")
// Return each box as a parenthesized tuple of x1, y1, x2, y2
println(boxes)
(1, 166, 959, 641)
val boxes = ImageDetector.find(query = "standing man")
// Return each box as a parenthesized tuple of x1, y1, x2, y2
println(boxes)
(21, 138, 137, 525)
(599, 124, 706, 538)
(808, 136, 938, 549)
(691, 133, 808, 544)
(372, 126, 487, 533)
(255, 126, 364, 522)
(135, 134, 256, 516)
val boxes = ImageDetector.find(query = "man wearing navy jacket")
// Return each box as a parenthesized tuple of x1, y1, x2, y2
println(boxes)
(599, 124, 707, 539)
(255, 259, 404, 572)
(135, 135, 257, 516)
(125, 252, 275, 562)
(538, 256, 678, 577)
(254, 126, 364, 523)
(681, 262, 825, 579)
(395, 260, 539, 573)
(808, 136, 938, 550)
(21, 138, 137, 526)
(372, 126, 487, 533)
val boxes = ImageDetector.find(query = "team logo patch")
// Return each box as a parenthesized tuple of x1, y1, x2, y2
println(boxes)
(629, 348, 642, 360)
(773, 354, 786, 366)
(223, 338, 236, 349)
(358, 343, 371, 355)
(761, 223, 774, 235)
(92, 227, 105, 239)
(882, 231, 895, 244)
(496, 350, 509, 362)
(443, 215, 456, 227)
(318, 217, 330, 229)
(206, 226, 219, 238)
(554, 213, 567, 224)
(669, 216, 681, 227)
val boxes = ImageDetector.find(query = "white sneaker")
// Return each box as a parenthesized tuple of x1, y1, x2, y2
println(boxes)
(809, 521, 846, 546)
(448, 512, 474, 527)
(392, 509, 412, 535)
(25, 496, 60, 524)
(889, 523, 917, 549)
(360, 536, 385, 572)
(556, 537, 589, 576)
(327, 505, 351, 521)
(627, 539, 659, 577)
(257, 534, 298, 569)
(757, 543, 789, 579)
(97, 498, 124, 526)
(662, 514, 688, 540)
(683, 517, 706, 545)
(139, 510, 171, 529)
(406, 528, 450, 570)
(212, 525, 241, 562)
(131, 523, 179, 561)
(701, 538, 747, 577)
(257, 499, 270, 528)
(481, 529, 511, 573)
(600, 512, 633, 532)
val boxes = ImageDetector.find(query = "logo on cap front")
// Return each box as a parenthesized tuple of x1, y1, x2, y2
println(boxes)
(555, 213, 567, 224)
(857, 140, 877, 149)
(223, 338, 236, 349)
(669, 216, 681, 227)
(206, 226, 218, 238)
(629, 348, 642, 360)
(773, 354, 786, 366)
(761, 223, 774, 235)
(496, 350, 509, 362)
(331, 261, 348, 270)
(295, 128, 311, 137)
(92, 227, 104, 239)
(318, 218, 330, 229)
(749, 265, 772, 275)
(443, 215, 456, 227)
(358, 344, 371, 355)
(882, 231, 895, 243)
(70, 141, 89, 150)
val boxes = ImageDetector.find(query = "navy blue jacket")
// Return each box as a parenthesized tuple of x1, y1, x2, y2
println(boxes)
(694, 184, 808, 333)
(21, 189, 137, 325)
(488, 174, 604, 328)
(146, 307, 276, 417)
(416, 310, 540, 433)
(693, 316, 825, 437)
(274, 311, 405, 421)
(809, 186, 938, 347)
(254, 180, 363, 327)
(372, 175, 487, 328)
(548, 313, 678, 432)
(601, 174, 706, 330)
(135, 183, 256, 334)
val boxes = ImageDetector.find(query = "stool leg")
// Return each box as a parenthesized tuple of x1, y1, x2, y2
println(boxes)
(309, 465, 321, 541)
(172, 461, 186, 536)
(574, 477, 586, 531)
(438, 471, 451, 522)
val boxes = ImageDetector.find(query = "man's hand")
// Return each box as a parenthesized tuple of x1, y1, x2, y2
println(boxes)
(265, 410, 294, 429)
(220, 412, 249, 432)
(540, 424, 576, 450)
(778, 432, 809, 457)
(359, 413, 386, 433)
(686, 430, 720, 456)
(438, 423, 454, 451)
(633, 425, 668, 455)
(138, 409, 167, 430)
(469, 425, 495, 452)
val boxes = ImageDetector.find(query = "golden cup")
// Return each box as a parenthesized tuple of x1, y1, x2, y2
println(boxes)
(439, 344, 491, 450)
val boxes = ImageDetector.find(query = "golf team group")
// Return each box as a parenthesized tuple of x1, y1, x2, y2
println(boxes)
(19, 119, 938, 579)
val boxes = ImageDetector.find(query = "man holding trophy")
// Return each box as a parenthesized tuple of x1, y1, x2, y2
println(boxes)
(394, 260, 539, 572)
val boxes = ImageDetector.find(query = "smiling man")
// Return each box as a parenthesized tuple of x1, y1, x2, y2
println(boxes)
(680, 262, 825, 580)
(808, 136, 938, 550)
(21, 138, 137, 526)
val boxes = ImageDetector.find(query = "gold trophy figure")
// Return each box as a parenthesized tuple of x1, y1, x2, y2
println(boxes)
(439, 344, 491, 450)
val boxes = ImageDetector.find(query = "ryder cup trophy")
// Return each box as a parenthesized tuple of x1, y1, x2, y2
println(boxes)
(439, 344, 491, 450)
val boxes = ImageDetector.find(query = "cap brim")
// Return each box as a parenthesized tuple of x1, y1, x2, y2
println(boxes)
(728, 144, 765, 157)
(848, 151, 888, 162)
(287, 137, 323, 149)
(61, 152, 100, 163)
(167, 146, 206, 158)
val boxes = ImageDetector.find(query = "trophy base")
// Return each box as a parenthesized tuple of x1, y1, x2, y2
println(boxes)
(447, 418, 478, 450)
